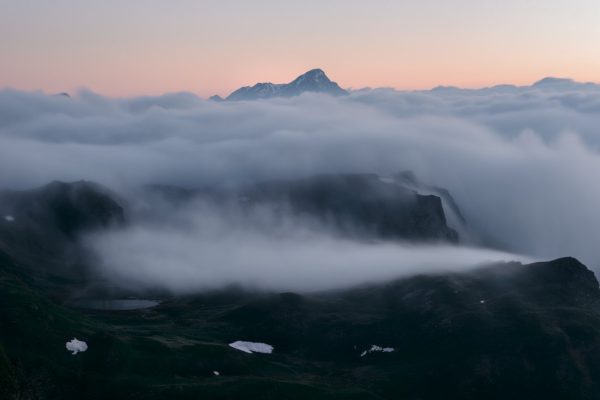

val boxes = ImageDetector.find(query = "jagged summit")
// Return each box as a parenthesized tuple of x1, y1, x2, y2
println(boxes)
(223, 68, 348, 101)
(290, 68, 328, 84)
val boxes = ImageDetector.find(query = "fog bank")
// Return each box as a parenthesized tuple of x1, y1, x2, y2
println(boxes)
(88, 203, 528, 292)
(2, 81, 600, 287)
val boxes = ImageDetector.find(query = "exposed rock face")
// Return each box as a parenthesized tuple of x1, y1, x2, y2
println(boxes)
(225, 69, 348, 101)
(145, 172, 461, 242)
(239, 173, 458, 242)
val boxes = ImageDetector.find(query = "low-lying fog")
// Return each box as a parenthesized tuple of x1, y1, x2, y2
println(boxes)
(87, 200, 530, 293)
(1, 81, 599, 291)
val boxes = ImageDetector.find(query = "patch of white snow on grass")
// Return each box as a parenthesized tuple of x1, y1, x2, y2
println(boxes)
(360, 345, 395, 357)
(66, 338, 88, 355)
(229, 341, 273, 354)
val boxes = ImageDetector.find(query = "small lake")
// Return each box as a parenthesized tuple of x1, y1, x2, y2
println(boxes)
(71, 299, 161, 311)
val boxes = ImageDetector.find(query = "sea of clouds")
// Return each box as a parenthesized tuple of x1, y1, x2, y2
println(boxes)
(1, 79, 600, 291)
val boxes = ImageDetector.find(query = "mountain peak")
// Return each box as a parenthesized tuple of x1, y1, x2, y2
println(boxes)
(224, 69, 347, 101)
(533, 77, 576, 87)
(289, 69, 331, 86)
(306, 68, 325, 75)
(297, 68, 327, 80)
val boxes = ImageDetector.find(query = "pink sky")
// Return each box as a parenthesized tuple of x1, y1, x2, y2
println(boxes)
(1, 0, 599, 97)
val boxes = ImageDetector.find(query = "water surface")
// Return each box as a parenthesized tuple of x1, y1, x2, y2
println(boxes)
(71, 299, 161, 310)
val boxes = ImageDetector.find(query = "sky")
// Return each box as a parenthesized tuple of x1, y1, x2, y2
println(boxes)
(1, 0, 600, 97)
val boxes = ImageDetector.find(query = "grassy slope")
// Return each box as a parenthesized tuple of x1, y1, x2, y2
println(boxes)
(2, 252, 600, 399)
(0, 251, 375, 399)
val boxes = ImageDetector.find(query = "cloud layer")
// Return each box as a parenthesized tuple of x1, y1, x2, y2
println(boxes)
(87, 200, 528, 293)
(2, 81, 600, 290)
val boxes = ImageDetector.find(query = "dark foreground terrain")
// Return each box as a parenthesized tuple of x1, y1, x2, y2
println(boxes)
(1, 180, 600, 399)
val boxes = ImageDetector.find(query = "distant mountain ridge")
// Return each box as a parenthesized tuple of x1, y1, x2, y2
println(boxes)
(223, 69, 348, 101)
(429, 76, 599, 94)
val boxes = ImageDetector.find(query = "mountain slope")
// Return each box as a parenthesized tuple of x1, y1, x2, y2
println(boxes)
(0, 181, 125, 295)
(3, 253, 600, 399)
(238, 173, 459, 242)
(145, 173, 461, 242)
(225, 69, 348, 101)
(4, 179, 600, 398)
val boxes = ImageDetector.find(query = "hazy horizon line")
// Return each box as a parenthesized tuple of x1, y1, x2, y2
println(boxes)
(2, 73, 597, 100)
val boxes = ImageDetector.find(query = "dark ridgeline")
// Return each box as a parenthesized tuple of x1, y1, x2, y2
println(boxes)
(234, 173, 458, 242)
(144, 172, 462, 243)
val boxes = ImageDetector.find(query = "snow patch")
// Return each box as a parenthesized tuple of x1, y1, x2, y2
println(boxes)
(65, 338, 88, 355)
(229, 340, 273, 354)
(4, 215, 14, 222)
(360, 345, 395, 357)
